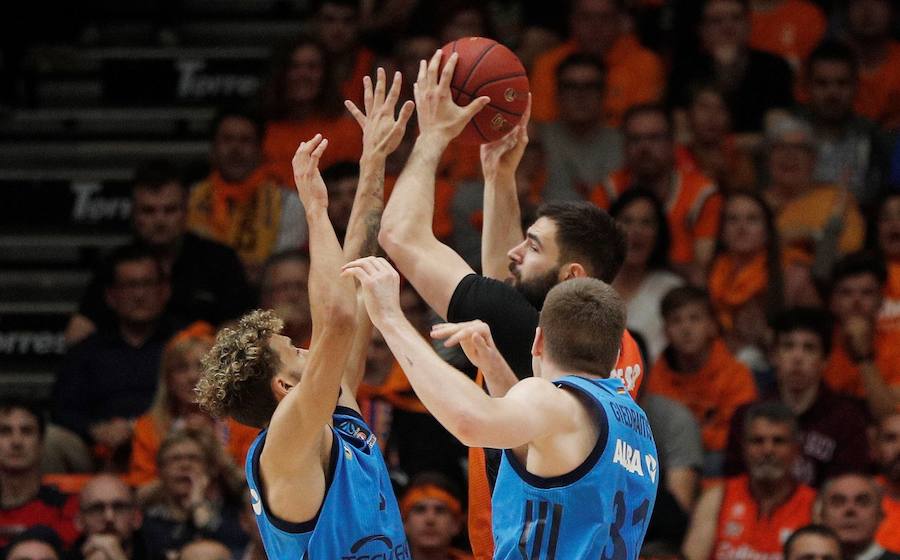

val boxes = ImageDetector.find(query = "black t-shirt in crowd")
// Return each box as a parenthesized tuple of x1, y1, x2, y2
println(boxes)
(668, 48, 794, 132)
(79, 233, 253, 331)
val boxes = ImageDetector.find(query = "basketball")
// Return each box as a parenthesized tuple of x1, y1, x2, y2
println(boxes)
(439, 37, 530, 144)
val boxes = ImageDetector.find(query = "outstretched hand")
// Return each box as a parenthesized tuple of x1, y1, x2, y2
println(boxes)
(341, 256, 402, 326)
(291, 134, 329, 211)
(346, 67, 416, 160)
(431, 320, 505, 374)
(481, 93, 531, 183)
(414, 49, 490, 144)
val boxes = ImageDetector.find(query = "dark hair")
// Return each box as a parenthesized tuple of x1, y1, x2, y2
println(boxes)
(660, 285, 713, 320)
(555, 52, 606, 84)
(830, 250, 888, 292)
(539, 278, 626, 376)
(783, 525, 841, 560)
(3, 526, 63, 560)
(132, 159, 184, 194)
(771, 307, 833, 357)
(100, 243, 166, 289)
(535, 202, 626, 282)
(622, 103, 674, 138)
(0, 398, 46, 439)
(716, 191, 786, 321)
(210, 106, 265, 143)
(261, 35, 342, 120)
(321, 161, 361, 184)
(807, 40, 859, 78)
(702, 0, 750, 16)
(869, 192, 900, 253)
(742, 401, 799, 442)
(609, 188, 671, 271)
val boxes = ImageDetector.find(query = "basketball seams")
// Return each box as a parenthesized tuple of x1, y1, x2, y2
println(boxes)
(470, 72, 527, 97)
(459, 43, 498, 92)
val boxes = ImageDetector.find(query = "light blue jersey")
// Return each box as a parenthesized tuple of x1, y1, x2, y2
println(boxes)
(492, 376, 658, 560)
(245, 406, 409, 559)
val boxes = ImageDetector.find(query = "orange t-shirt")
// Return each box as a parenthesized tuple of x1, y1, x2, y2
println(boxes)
(823, 328, 900, 398)
(648, 339, 757, 451)
(530, 36, 665, 126)
(263, 116, 363, 187)
(592, 168, 722, 265)
(856, 42, 900, 130)
(714, 476, 816, 560)
(876, 488, 900, 553)
(128, 415, 259, 487)
(467, 330, 644, 559)
(878, 262, 900, 334)
(384, 175, 455, 241)
(749, 0, 827, 70)
(775, 185, 865, 258)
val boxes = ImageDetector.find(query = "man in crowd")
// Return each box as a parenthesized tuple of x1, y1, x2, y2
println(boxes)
(874, 413, 900, 552)
(783, 526, 843, 560)
(818, 472, 900, 560)
(258, 249, 311, 346)
(401, 473, 471, 560)
(73, 474, 148, 560)
(844, 0, 900, 129)
(53, 245, 176, 468)
(725, 308, 871, 487)
(65, 160, 252, 346)
(0, 400, 78, 548)
(592, 105, 722, 280)
(188, 108, 304, 282)
(683, 403, 816, 560)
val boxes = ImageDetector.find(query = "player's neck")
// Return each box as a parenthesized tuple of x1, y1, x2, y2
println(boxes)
(0, 469, 41, 509)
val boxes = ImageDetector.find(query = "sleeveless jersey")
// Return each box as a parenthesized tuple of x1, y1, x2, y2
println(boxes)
(492, 376, 658, 560)
(245, 406, 409, 559)
(468, 331, 645, 559)
(713, 475, 816, 560)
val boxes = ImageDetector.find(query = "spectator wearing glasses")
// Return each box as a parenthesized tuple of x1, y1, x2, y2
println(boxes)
(73, 475, 148, 560)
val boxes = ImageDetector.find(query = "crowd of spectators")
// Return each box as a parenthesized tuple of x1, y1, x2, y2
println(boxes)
(4, 0, 900, 557)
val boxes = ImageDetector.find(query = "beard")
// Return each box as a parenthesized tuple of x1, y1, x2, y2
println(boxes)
(884, 454, 900, 484)
(511, 264, 560, 309)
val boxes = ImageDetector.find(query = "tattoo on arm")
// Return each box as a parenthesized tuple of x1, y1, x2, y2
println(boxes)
(363, 210, 383, 257)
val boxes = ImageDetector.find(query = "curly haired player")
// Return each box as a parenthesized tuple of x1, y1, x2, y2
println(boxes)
(195, 70, 414, 559)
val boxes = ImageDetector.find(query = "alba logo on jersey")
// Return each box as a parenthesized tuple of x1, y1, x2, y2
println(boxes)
(341, 534, 410, 560)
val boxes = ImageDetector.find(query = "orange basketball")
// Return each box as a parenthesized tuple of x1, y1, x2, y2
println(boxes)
(439, 37, 530, 144)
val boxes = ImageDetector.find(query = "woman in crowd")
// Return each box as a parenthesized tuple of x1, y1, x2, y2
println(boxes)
(139, 428, 247, 560)
(874, 193, 900, 333)
(128, 323, 257, 487)
(709, 192, 817, 368)
(261, 36, 362, 186)
(610, 188, 684, 363)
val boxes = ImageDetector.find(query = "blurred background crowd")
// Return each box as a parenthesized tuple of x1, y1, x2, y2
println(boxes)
(1, 0, 900, 558)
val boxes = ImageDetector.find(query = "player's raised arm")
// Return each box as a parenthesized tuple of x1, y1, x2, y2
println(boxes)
(378, 49, 489, 319)
(343, 257, 578, 449)
(480, 95, 530, 281)
(261, 135, 357, 479)
(339, 68, 415, 396)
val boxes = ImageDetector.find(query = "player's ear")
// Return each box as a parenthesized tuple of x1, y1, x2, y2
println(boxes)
(560, 262, 587, 279)
(531, 326, 544, 358)
(271, 376, 293, 399)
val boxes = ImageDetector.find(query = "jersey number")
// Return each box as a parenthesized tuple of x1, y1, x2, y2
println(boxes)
(601, 491, 650, 560)
(517, 500, 563, 560)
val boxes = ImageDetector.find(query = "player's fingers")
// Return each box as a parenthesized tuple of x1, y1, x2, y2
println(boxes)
(363, 75, 374, 115)
(521, 92, 532, 126)
(416, 59, 427, 85)
(430, 323, 461, 339)
(374, 67, 387, 108)
(310, 138, 329, 159)
(302, 133, 323, 154)
(345, 100, 366, 128)
(438, 52, 457, 90)
(427, 49, 443, 84)
(464, 96, 491, 119)
(393, 100, 415, 134)
(385, 70, 403, 109)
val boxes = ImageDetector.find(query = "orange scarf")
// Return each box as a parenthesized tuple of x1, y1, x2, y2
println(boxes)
(188, 167, 283, 270)
(709, 249, 809, 330)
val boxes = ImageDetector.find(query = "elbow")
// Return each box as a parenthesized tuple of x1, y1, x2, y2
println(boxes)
(377, 219, 404, 255)
(322, 300, 356, 329)
(450, 408, 487, 448)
